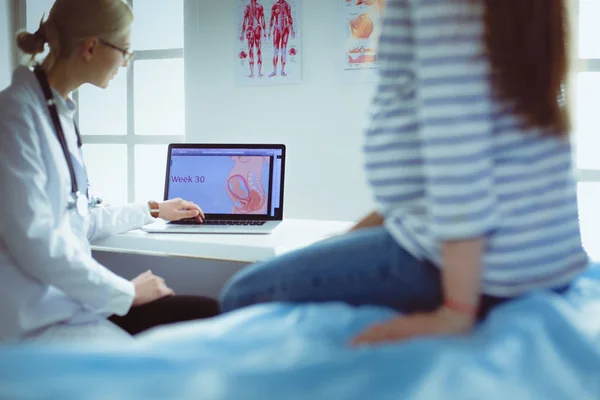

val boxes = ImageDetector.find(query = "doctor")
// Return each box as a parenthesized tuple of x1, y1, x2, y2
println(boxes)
(0, 0, 216, 343)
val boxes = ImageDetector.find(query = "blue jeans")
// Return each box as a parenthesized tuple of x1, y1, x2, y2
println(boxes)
(220, 227, 522, 319)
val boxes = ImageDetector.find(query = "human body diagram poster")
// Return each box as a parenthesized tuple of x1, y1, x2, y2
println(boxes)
(340, 0, 385, 83)
(235, 0, 302, 86)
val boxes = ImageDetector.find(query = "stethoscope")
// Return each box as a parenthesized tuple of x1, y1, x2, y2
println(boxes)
(33, 65, 101, 218)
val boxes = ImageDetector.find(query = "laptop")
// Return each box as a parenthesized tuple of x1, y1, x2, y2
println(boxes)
(142, 143, 286, 234)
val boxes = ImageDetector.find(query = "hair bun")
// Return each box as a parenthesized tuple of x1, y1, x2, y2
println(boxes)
(16, 17, 47, 56)
(16, 31, 46, 55)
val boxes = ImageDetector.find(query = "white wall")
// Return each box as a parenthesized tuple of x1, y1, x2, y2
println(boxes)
(184, 0, 376, 222)
(0, 0, 13, 90)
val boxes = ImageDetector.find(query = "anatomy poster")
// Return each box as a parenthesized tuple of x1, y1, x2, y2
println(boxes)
(339, 0, 385, 83)
(235, 0, 302, 86)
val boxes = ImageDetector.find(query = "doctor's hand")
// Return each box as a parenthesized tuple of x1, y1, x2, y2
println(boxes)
(158, 198, 205, 223)
(131, 270, 175, 307)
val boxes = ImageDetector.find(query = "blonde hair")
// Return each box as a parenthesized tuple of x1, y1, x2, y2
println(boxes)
(16, 0, 133, 67)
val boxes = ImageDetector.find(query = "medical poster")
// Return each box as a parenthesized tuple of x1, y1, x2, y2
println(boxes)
(235, 0, 302, 86)
(339, 0, 385, 83)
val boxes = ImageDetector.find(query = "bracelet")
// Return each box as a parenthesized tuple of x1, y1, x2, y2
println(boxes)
(443, 298, 478, 316)
(148, 200, 160, 218)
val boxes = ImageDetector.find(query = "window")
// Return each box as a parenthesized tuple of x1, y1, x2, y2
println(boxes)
(25, 0, 185, 204)
(575, 0, 600, 260)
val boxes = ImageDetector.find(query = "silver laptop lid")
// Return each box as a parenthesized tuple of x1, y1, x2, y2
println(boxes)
(164, 144, 286, 221)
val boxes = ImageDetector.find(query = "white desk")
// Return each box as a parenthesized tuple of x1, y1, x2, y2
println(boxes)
(91, 219, 353, 298)
(91, 219, 354, 263)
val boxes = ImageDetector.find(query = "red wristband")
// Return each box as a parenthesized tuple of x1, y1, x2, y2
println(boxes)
(443, 298, 478, 316)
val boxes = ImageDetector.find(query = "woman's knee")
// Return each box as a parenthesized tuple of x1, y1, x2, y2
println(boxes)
(219, 259, 277, 311)
(219, 244, 330, 312)
(219, 228, 394, 311)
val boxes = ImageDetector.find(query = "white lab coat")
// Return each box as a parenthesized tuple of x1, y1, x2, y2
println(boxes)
(0, 66, 155, 342)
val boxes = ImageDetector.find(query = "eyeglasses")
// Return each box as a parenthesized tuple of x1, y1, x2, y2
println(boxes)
(98, 39, 135, 62)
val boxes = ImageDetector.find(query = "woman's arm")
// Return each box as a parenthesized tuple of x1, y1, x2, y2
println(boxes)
(416, 0, 496, 318)
(441, 238, 484, 324)
(0, 102, 134, 317)
(352, 0, 497, 345)
(87, 198, 204, 242)
(87, 203, 155, 242)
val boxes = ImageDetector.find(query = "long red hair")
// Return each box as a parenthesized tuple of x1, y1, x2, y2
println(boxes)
(482, 0, 571, 136)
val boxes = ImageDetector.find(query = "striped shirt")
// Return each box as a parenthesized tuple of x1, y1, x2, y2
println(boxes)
(364, 0, 589, 297)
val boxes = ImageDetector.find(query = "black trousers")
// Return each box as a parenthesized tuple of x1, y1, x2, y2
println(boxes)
(108, 295, 220, 336)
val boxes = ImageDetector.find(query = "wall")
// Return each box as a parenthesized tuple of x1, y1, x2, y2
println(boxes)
(184, 0, 377, 222)
(0, 0, 13, 90)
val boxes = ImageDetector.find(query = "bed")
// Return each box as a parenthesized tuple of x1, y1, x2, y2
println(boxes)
(1, 266, 599, 400)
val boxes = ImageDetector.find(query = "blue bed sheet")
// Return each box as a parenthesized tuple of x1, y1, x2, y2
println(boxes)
(1, 267, 599, 400)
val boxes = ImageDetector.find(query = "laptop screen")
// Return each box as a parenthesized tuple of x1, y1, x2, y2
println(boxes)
(165, 145, 284, 219)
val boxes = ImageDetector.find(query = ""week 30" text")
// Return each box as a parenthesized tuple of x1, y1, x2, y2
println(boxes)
(171, 175, 206, 183)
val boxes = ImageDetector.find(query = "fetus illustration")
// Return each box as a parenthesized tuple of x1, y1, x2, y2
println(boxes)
(349, 0, 385, 39)
(226, 156, 270, 214)
(350, 13, 374, 39)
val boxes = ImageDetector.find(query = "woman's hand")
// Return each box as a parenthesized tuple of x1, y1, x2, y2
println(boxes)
(131, 270, 175, 307)
(349, 211, 384, 232)
(350, 307, 475, 347)
(352, 239, 484, 346)
(158, 198, 205, 222)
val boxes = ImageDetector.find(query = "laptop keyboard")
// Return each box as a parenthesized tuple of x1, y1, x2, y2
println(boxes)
(170, 219, 267, 226)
